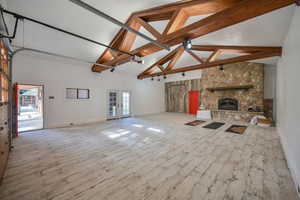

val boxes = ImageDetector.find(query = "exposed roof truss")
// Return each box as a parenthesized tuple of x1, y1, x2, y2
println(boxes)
(137, 45, 282, 79)
(92, 0, 295, 73)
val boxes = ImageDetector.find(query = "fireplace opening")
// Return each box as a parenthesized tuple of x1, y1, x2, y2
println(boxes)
(218, 98, 238, 111)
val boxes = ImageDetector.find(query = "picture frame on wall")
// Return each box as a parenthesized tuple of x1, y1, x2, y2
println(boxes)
(77, 89, 90, 99)
(66, 88, 78, 99)
(66, 88, 90, 99)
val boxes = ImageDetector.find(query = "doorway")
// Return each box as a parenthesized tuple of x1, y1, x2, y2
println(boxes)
(17, 84, 44, 132)
(188, 91, 199, 115)
(107, 90, 131, 120)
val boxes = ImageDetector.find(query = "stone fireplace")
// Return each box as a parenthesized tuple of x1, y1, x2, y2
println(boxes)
(200, 62, 264, 122)
(164, 62, 265, 122)
(218, 98, 238, 111)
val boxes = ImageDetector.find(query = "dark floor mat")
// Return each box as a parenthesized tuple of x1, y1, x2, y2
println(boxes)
(226, 125, 247, 135)
(203, 122, 225, 129)
(185, 120, 206, 126)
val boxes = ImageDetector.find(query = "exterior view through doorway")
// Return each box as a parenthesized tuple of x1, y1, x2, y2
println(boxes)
(16, 84, 44, 132)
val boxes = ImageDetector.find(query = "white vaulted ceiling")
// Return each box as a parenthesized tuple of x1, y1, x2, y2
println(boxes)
(5, 0, 296, 74)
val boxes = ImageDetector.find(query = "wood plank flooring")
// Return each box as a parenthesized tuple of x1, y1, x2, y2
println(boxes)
(0, 113, 298, 200)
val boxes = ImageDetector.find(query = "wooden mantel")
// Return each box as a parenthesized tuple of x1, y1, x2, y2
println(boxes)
(206, 85, 254, 92)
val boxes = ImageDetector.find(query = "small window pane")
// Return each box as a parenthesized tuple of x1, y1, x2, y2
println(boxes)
(66, 88, 77, 99)
(78, 89, 89, 99)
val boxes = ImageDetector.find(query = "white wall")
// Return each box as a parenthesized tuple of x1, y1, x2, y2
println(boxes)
(276, 7, 300, 193)
(12, 52, 165, 128)
(264, 65, 276, 99)
(163, 70, 202, 83)
(0, 0, 7, 8)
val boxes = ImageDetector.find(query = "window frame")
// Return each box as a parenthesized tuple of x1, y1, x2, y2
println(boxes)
(77, 88, 90, 100)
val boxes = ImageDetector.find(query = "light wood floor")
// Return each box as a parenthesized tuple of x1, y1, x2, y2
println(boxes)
(0, 113, 298, 200)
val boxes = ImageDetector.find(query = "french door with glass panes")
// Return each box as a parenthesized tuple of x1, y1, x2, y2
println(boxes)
(107, 90, 131, 120)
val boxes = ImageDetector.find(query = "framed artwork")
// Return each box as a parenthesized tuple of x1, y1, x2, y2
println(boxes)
(77, 89, 90, 99)
(66, 88, 78, 99)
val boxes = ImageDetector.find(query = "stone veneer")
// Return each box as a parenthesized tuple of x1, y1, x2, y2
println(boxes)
(200, 62, 264, 122)
(211, 110, 263, 122)
(200, 62, 264, 111)
(165, 62, 265, 122)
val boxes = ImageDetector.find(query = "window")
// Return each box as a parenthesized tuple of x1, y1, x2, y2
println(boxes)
(122, 92, 130, 115)
(66, 88, 90, 99)
(77, 89, 89, 99)
(66, 88, 77, 99)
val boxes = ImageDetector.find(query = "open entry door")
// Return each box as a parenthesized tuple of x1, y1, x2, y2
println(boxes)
(14, 84, 44, 133)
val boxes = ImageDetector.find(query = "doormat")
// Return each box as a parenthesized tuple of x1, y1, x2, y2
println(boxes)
(203, 122, 225, 129)
(185, 120, 206, 126)
(226, 125, 247, 135)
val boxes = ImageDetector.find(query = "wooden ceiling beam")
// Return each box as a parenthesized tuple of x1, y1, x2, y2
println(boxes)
(186, 50, 205, 64)
(206, 50, 222, 62)
(93, 0, 243, 70)
(138, 50, 282, 79)
(118, 19, 142, 52)
(93, 0, 294, 72)
(138, 47, 180, 77)
(93, 15, 134, 66)
(138, 48, 178, 76)
(135, 0, 242, 20)
(135, 17, 162, 39)
(182, 0, 242, 16)
(157, 64, 165, 72)
(191, 45, 282, 54)
(140, 11, 174, 22)
(163, 9, 189, 35)
(164, 46, 185, 71)
(108, 49, 119, 58)
(138, 64, 159, 77)
(164, 0, 295, 45)
(94, 32, 125, 66)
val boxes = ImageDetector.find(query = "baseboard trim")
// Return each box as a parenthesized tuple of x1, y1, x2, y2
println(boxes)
(278, 130, 300, 198)
(133, 112, 165, 118)
(43, 112, 166, 129)
(46, 119, 106, 129)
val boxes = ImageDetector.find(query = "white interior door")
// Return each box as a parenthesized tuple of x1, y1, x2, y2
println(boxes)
(108, 90, 119, 119)
(107, 90, 131, 119)
(120, 91, 130, 117)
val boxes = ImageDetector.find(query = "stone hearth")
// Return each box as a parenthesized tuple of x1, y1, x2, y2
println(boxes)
(211, 110, 263, 122)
